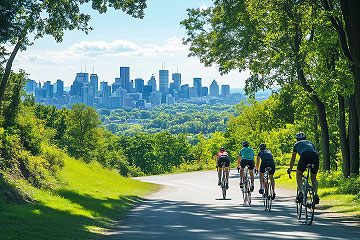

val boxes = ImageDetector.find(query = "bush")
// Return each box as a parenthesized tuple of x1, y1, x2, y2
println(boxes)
(337, 174, 360, 195)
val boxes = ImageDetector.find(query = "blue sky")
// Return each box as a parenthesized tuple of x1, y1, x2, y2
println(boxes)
(12, 0, 249, 88)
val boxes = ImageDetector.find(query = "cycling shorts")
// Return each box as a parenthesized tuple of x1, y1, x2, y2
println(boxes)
(260, 161, 275, 174)
(240, 159, 254, 170)
(297, 151, 319, 174)
(218, 156, 230, 168)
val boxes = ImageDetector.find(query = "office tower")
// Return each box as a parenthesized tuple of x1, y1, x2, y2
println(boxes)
(148, 74, 157, 92)
(180, 84, 189, 98)
(201, 87, 208, 97)
(172, 73, 181, 92)
(135, 78, 144, 93)
(193, 78, 202, 97)
(90, 74, 98, 94)
(112, 78, 122, 93)
(143, 85, 152, 101)
(189, 87, 197, 98)
(159, 69, 169, 94)
(221, 85, 230, 97)
(56, 79, 64, 98)
(169, 82, 176, 96)
(44, 81, 54, 98)
(75, 72, 89, 83)
(120, 67, 130, 91)
(25, 79, 37, 95)
(209, 79, 219, 97)
(100, 81, 111, 97)
(129, 80, 135, 93)
(166, 94, 175, 105)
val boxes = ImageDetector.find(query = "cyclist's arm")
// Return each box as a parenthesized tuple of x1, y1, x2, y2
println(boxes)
(289, 151, 297, 171)
(256, 155, 261, 171)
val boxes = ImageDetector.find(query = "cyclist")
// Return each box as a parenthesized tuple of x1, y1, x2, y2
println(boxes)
(237, 141, 255, 191)
(255, 143, 276, 199)
(217, 147, 230, 189)
(287, 132, 320, 204)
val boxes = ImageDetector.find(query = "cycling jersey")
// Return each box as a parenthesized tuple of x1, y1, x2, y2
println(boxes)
(217, 151, 230, 167)
(293, 140, 316, 155)
(239, 147, 254, 160)
(257, 150, 274, 162)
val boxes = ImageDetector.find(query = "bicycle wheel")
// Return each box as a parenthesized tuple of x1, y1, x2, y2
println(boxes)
(305, 186, 315, 225)
(222, 172, 226, 199)
(263, 182, 267, 209)
(296, 188, 303, 220)
(247, 180, 251, 205)
(267, 181, 273, 211)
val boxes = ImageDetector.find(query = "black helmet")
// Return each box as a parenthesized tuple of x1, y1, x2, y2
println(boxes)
(295, 131, 306, 140)
(220, 147, 225, 151)
(259, 143, 266, 150)
(242, 141, 249, 147)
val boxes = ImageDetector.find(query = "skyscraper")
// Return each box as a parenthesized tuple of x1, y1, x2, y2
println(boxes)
(193, 78, 202, 97)
(120, 67, 130, 91)
(56, 79, 64, 98)
(221, 85, 230, 97)
(159, 70, 169, 95)
(172, 73, 181, 92)
(75, 72, 89, 83)
(209, 79, 219, 97)
(148, 74, 157, 92)
(90, 74, 98, 95)
(135, 78, 144, 93)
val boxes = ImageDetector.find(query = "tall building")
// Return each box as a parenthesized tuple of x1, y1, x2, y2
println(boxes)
(56, 79, 64, 98)
(172, 73, 181, 92)
(45, 81, 54, 98)
(148, 74, 156, 92)
(209, 79, 219, 97)
(112, 78, 122, 93)
(120, 67, 130, 91)
(100, 81, 111, 97)
(75, 72, 89, 83)
(201, 86, 208, 97)
(90, 74, 98, 95)
(25, 79, 37, 95)
(221, 85, 230, 97)
(159, 70, 169, 95)
(135, 78, 144, 93)
(180, 84, 189, 98)
(193, 78, 202, 97)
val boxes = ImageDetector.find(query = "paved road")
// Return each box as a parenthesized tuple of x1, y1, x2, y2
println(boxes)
(105, 170, 360, 240)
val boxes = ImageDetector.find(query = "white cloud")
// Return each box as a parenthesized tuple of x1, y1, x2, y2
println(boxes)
(200, 2, 208, 11)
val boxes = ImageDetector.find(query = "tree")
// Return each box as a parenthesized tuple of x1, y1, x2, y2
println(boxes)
(0, 0, 147, 111)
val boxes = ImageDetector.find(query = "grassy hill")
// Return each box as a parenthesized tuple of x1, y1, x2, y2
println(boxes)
(0, 156, 159, 240)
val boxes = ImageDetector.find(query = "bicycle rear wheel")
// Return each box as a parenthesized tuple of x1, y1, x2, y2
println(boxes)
(296, 188, 303, 220)
(247, 180, 251, 205)
(267, 181, 273, 211)
(263, 182, 267, 209)
(305, 187, 315, 225)
(222, 172, 226, 199)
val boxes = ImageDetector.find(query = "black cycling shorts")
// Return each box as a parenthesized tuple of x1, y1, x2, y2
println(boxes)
(240, 159, 254, 170)
(260, 161, 275, 174)
(218, 156, 230, 168)
(297, 151, 319, 174)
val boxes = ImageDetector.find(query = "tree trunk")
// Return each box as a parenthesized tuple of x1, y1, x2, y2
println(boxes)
(338, 94, 350, 177)
(348, 94, 359, 175)
(314, 114, 320, 152)
(0, 41, 21, 111)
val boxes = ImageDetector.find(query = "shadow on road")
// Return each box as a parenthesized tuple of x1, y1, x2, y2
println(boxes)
(105, 195, 360, 240)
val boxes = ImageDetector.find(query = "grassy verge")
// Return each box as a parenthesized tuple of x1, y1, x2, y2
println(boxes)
(0, 157, 159, 240)
(274, 167, 360, 218)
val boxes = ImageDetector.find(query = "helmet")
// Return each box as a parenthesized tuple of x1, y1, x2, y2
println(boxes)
(295, 131, 306, 140)
(220, 147, 225, 151)
(259, 143, 266, 150)
(242, 141, 249, 147)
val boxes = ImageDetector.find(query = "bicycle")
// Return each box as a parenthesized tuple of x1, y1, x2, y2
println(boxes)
(239, 165, 251, 205)
(262, 167, 273, 211)
(288, 164, 315, 225)
(218, 162, 228, 199)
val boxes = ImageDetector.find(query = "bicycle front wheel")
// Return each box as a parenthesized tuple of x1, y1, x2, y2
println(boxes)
(296, 188, 303, 220)
(305, 187, 315, 225)
(247, 181, 251, 205)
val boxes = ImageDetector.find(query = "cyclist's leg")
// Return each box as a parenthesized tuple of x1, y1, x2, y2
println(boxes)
(225, 167, 229, 181)
(218, 167, 222, 185)
(311, 173, 318, 194)
(248, 160, 255, 190)
(259, 172, 264, 189)
(296, 170, 303, 192)
(269, 174, 275, 196)
(249, 169, 254, 185)
(225, 157, 230, 182)
(239, 167, 244, 184)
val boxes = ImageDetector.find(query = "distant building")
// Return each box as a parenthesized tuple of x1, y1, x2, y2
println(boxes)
(166, 94, 175, 105)
(193, 78, 202, 97)
(90, 74, 98, 95)
(180, 84, 189, 98)
(209, 80, 219, 97)
(56, 79, 64, 98)
(25, 79, 37, 95)
(148, 74, 157, 92)
(159, 70, 169, 95)
(120, 67, 130, 91)
(135, 78, 144, 93)
(172, 73, 181, 92)
(201, 86, 208, 97)
(221, 85, 230, 97)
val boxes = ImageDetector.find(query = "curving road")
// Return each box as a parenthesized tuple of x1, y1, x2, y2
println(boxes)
(105, 170, 360, 240)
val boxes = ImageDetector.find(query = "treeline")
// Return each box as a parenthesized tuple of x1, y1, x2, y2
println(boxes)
(101, 103, 235, 136)
(181, 0, 360, 177)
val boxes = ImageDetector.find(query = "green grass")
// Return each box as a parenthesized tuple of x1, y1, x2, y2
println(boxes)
(0, 157, 159, 240)
(274, 167, 360, 218)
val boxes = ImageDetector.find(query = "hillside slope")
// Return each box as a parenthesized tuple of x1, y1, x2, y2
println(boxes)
(0, 156, 159, 240)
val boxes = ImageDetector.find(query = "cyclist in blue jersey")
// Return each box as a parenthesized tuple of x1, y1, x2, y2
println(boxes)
(255, 143, 276, 199)
(237, 141, 255, 191)
(287, 132, 320, 204)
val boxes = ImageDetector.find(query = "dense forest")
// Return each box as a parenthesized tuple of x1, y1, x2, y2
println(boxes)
(100, 103, 236, 136)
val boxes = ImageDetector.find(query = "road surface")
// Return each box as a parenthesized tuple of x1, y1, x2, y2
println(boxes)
(105, 170, 360, 239)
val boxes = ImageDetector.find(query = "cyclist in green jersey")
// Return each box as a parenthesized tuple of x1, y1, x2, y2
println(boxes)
(237, 141, 255, 192)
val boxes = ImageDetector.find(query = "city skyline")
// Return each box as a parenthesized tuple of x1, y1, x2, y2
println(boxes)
(11, 0, 250, 88)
